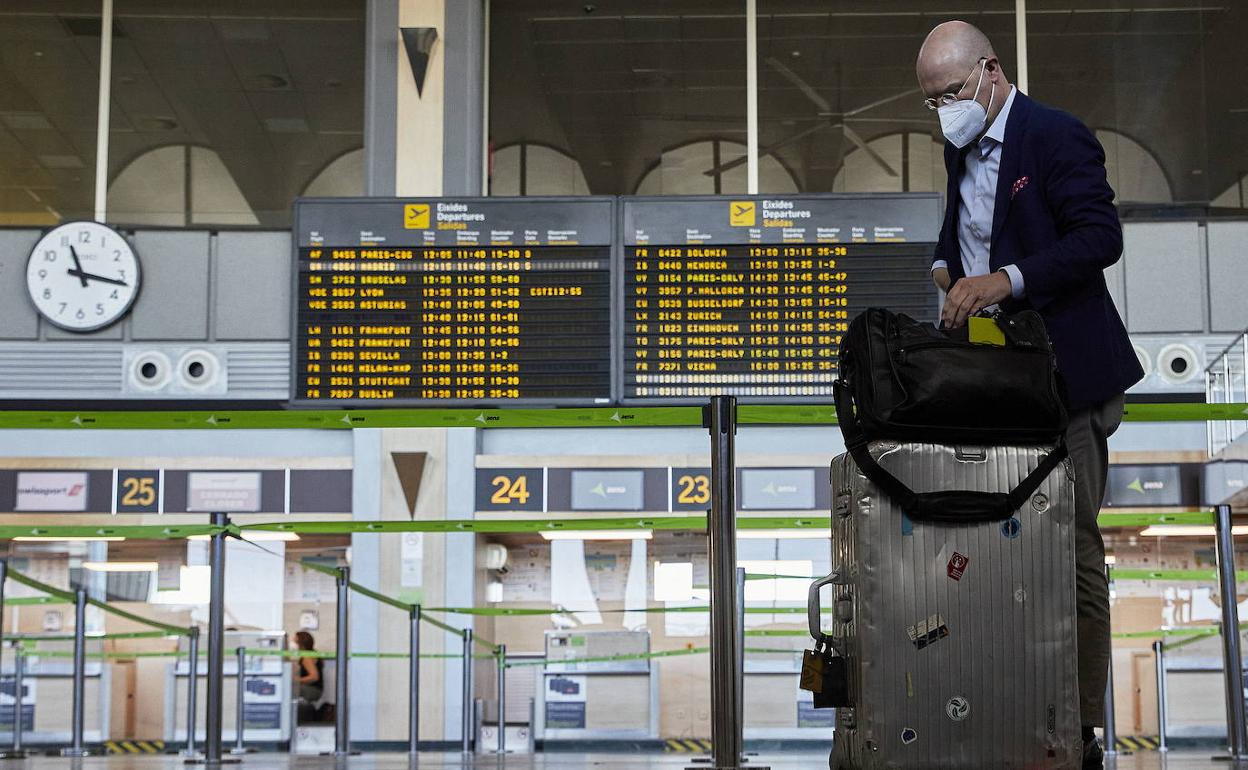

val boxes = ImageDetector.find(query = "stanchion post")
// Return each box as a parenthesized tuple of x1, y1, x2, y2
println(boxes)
(1103, 563, 1119, 758)
(408, 605, 420, 756)
(0, 561, 7, 667)
(202, 512, 234, 765)
(735, 565, 746, 759)
(703, 396, 746, 770)
(1, 646, 27, 760)
(183, 627, 201, 758)
(1153, 640, 1169, 753)
(461, 629, 473, 754)
(61, 588, 88, 757)
(231, 647, 248, 755)
(1214, 503, 1248, 761)
(334, 567, 350, 756)
(496, 644, 506, 755)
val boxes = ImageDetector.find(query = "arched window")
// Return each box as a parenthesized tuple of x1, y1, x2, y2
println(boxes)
(108, 145, 258, 227)
(831, 132, 947, 194)
(303, 149, 364, 198)
(634, 140, 799, 196)
(490, 143, 590, 196)
(1096, 129, 1172, 204)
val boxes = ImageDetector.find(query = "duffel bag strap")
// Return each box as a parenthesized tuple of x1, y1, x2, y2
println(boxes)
(834, 379, 1069, 523)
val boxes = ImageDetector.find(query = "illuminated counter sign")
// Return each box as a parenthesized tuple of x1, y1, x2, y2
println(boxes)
(292, 197, 615, 405)
(620, 194, 940, 403)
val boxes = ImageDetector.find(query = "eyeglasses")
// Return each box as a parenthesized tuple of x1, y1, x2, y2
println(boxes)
(923, 57, 988, 111)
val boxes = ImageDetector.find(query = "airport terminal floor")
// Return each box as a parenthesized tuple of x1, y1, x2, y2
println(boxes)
(0, 752, 1238, 769)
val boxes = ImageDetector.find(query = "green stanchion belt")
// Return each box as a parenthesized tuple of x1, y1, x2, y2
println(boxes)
(0, 401, 1242, 430)
(5, 567, 188, 637)
(0, 511, 1216, 541)
(296, 560, 498, 651)
(1111, 568, 1248, 582)
(6, 596, 69, 606)
(10, 630, 174, 642)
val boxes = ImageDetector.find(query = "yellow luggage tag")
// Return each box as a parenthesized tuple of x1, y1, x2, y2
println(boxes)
(968, 316, 1006, 346)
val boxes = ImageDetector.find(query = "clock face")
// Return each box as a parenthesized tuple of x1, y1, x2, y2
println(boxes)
(26, 221, 141, 332)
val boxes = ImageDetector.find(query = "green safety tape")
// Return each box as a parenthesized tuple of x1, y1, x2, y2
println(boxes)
(0, 511, 1217, 542)
(4, 567, 188, 637)
(506, 647, 710, 668)
(29, 649, 181, 660)
(423, 605, 814, 616)
(0, 401, 1243, 431)
(745, 630, 807, 637)
(1162, 630, 1223, 652)
(1111, 568, 1248, 582)
(5, 596, 69, 606)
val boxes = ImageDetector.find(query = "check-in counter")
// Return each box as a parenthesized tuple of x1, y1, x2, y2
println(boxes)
(744, 651, 834, 740)
(164, 631, 290, 744)
(0, 640, 110, 745)
(535, 630, 657, 741)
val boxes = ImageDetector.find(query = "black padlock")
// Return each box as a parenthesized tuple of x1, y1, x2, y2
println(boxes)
(812, 649, 851, 708)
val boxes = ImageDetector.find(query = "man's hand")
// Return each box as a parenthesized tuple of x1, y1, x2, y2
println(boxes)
(941, 271, 1013, 328)
(932, 267, 951, 293)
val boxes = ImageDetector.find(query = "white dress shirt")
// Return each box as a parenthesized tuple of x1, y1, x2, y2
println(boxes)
(933, 85, 1025, 299)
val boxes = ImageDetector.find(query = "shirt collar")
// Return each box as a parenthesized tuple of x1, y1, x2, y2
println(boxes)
(980, 85, 1017, 148)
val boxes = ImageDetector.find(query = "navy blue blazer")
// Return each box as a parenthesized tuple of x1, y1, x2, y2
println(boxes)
(935, 91, 1143, 412)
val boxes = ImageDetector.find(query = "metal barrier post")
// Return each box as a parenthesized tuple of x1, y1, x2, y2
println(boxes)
(183, 627, 202, 758)
(704, 396, 745, 770)
(231, 647, 249, 755)
(0, 561, 7, 664)
(461, 629, 473, 754)
(1153, 640, 1169, 753)
(61, 588, 88, 757)
(1103, 563, 1119, 758)
(1214, 503, 1248, 762)
(1, 646, 27, 760)
(408, 605, 420, 756)
(202, 512, 233, 765)
(527, 697, 536, 754)
(334, 567, 350, 756)
(496, 644, 506, 755)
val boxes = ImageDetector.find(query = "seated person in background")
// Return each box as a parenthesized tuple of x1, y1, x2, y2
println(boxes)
(292, 631, 325, 723)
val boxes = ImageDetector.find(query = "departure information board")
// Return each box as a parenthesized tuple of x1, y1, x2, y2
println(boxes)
(620, 195, 939, 402)
(292, 197, 614, 405)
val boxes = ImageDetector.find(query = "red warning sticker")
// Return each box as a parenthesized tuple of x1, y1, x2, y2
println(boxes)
(947, 552, 969, 581)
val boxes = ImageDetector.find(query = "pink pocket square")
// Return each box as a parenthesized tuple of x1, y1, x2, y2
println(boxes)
(1011, 175, 1030, 199)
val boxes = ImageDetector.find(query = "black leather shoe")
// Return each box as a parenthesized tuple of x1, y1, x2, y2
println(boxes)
(1082, 737, 1105, 769)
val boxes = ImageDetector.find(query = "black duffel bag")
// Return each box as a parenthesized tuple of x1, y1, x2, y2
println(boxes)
(834, 307, 1070, 523)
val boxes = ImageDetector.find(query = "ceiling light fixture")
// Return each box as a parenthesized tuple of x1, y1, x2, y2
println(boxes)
(540, 530, 652, 541)
(1138, 525, 1248, 537)
(83, 561, 159, 572)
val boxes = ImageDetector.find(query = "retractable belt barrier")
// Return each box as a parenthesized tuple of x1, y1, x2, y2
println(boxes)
(5, 567, 188, 636)
(0, 510, 1215, 541)
(0, 401, 1241, 431)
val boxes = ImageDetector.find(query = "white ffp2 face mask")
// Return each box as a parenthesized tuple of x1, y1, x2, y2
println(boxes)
(938, 61, 995, 149)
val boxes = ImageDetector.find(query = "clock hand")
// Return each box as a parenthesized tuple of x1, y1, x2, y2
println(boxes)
(68, 245, 88, 288)
(66, 268, 129, 287)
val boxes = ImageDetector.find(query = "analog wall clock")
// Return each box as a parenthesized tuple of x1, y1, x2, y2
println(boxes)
(26, 221, 141, 332)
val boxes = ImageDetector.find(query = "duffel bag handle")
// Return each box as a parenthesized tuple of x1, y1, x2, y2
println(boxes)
(833, 380, 1068, 523)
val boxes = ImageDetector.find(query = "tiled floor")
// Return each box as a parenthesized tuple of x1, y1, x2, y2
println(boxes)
(2, 752, 1246, 769)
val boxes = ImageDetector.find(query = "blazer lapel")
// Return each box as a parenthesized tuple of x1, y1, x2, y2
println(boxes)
(989, 92, 1031, 248)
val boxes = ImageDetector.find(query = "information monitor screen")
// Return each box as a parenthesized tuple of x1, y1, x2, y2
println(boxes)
(292, 197, 615, 405)
(620, 195, 940, 403)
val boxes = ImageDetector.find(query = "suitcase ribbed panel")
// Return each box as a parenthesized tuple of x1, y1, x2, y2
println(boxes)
(830, 442, 1080, 770)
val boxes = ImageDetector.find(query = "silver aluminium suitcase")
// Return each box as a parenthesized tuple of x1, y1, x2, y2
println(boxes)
(808, 441, 1081, 769)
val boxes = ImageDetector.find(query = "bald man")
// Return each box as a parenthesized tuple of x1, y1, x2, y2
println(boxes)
(917, 21, 1142, 770)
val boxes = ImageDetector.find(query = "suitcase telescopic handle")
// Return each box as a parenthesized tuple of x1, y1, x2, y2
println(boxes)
(808, 571, 842, 643)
